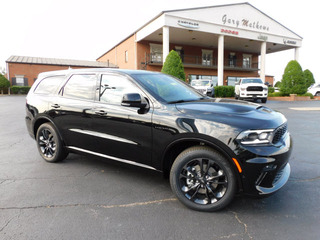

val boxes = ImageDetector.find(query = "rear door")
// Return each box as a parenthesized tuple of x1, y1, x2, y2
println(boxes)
(49, 74, 97, 150)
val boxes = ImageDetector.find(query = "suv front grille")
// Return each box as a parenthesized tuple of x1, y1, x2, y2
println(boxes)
(247, 86, 263, 91)
(272, 123, 288, 144)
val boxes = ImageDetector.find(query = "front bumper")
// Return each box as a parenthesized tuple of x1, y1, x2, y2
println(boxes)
(240, 90, 268, 99)
(236, 132, 292, 196)
(256, 163, 290, 195)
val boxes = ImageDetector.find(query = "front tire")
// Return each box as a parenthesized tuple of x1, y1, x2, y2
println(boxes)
(36, 123, 68, 163)
(170, 146, 236, 212)
(261, 98, 267, 103)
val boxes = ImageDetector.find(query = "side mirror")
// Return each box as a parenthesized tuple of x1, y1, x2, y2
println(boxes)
(121, 93, 148, 109)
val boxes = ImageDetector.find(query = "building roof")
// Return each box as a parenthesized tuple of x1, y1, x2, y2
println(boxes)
(97, 2, 302, 59)
(7, 55, 118, 68)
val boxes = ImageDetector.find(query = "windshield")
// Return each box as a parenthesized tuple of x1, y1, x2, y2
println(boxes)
(191, 80, 210, 86)
(242, 78, 263, 84)
(133, 73, 204, 103)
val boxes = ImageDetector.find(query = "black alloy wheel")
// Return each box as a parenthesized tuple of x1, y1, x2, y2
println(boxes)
(36, 123, 68, 163)
(170, 146, 236, 211)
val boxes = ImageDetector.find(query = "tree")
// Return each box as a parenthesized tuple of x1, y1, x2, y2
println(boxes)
(161, 50, 186, 81)
(274, 81, 281, 88)
(304, 69, 315, 89)
(280, 60, 307, 95)
(0, 74, 10, 91)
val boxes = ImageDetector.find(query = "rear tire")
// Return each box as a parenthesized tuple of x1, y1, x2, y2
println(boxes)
(170, 146, 236, 212)
(36, 123, 68, 163)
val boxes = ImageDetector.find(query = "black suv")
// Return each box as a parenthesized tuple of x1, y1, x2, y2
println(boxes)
(25, 68, 292, 211)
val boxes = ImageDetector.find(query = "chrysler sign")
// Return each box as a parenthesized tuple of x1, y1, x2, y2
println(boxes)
(178, 20, 200, 29)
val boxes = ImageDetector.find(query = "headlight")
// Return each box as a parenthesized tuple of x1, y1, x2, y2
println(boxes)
(236, 129, 274, 145)
(240, 87, 246, 91)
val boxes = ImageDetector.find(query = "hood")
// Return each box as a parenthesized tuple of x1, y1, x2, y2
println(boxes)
(241, 82, 265, 86)
(176, 98, 261, 114)
(175, 99, 286, 129)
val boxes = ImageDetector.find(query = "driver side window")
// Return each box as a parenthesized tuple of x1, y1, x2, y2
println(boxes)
(99, 74, 142, 105)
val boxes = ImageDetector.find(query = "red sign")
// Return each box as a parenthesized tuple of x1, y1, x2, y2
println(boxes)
(221, 29, 239, 35)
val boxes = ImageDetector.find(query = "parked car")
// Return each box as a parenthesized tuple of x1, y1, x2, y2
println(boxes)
(308, 83, 320, 96)
(190, 79, 215, 97)
(25, 69, 292, 212)
(235, 78, 268, 103)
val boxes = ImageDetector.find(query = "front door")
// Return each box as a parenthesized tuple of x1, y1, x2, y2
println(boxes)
(90, 73, 153, 165)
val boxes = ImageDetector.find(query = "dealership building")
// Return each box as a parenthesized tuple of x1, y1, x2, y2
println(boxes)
(6, 56, 117, 87)
(97, 2, 302, 86)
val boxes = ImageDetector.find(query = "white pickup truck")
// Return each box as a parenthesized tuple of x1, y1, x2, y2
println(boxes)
(235, 78, 268, 103)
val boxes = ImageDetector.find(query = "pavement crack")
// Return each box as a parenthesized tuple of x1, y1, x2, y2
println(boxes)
(226, 211, 253, 240)
(0, 215, 15, 233)
(0, 198, 177, 211)
(289, 176, 320, 182)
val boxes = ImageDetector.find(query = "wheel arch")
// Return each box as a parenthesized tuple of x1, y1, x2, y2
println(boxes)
(161, 137, 243, 191)
(33, 116, 64, 143)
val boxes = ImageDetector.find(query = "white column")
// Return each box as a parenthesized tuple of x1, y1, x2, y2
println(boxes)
(163, 26, 169, 63)
(295, 47, 300, 62)
(217, 35, 224, 86)
(260, 41, 267, 83)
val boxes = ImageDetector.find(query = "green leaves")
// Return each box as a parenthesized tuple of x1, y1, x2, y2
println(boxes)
(0, 74, 10, 89)
(280, 60, 307, 95)
(161, 50, 186, 81)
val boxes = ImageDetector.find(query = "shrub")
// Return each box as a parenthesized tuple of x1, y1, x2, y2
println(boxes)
(280, 60, 307, 95)
(161, 50, 186, 81)
(214, 86, 235, 97)
(304, 69, 315, 89)
(10, 86, 31, 94)
(268, 92, 284, 97)
(0, 74, 10, 92)
(300, 92, 314, 99)
(268, 87, 275, 94)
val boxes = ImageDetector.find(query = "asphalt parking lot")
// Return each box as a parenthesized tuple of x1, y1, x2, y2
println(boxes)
(1, 95, 319, 240)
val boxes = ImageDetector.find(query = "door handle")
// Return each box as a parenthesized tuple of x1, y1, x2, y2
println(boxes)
(51, 104, 60, 109)
(95, 110, 107, 116)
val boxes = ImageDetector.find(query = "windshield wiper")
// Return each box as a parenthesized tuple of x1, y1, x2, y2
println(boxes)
(168, 98, 205, 104)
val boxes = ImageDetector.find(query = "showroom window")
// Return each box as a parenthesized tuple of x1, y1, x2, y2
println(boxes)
(189, 75, 218, 86)
(227, 77, 242, 86)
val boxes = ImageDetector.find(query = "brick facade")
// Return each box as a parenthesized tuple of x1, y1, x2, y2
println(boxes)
(6, 56, 117, 87)
(97, 38, 272, 86)
(7, 63, 87, 86)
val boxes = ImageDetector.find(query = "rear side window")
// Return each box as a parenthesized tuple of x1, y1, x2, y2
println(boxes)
(34, 75, 65, 94)
(62, 74, 96, 101)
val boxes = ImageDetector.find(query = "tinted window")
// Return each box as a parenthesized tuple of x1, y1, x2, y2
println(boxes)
(133, 74, 203, 103)
(63, 74, 96, 101)
(34, 75, 65, 94)
(99, 74, 142, 105)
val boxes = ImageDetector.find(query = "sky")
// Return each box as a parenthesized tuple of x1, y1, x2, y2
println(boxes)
(1, 0, 318, 83)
